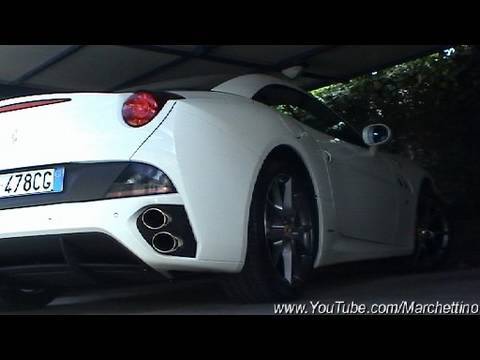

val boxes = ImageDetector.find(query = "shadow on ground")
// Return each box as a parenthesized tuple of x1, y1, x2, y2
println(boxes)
(1, 218, 480, 315)
(2, 260, 480, 315)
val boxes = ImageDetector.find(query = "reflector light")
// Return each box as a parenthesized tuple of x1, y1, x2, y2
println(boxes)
(105, 163, 176, 198)
(0, 99, 71, 114)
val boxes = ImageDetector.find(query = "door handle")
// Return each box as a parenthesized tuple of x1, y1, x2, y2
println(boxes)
(323, 150, 333, 164)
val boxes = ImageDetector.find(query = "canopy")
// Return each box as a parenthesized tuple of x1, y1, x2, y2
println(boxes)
(0, 45, 447, 97)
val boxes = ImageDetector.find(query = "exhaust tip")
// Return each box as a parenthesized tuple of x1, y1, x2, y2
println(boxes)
(152, 232, 183, 254)
(141, 208, 170, 230)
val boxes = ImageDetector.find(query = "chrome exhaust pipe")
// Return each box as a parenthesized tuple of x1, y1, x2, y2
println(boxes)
(152, 232, 183, 254)
(141, 208, 171, 230)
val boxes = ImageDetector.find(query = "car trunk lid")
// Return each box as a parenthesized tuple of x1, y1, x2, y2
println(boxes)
(0, 93, 177, 171)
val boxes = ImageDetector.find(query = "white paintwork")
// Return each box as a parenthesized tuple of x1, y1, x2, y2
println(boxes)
(212, 73, 306, 98)
(0, 74, 432, 275)
(0, 93, 176, 170)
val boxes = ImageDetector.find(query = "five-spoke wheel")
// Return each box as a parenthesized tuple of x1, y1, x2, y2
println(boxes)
(411, 188, 451, 271)
(222, 156, 317, 302)
(264, 174, 315, 286)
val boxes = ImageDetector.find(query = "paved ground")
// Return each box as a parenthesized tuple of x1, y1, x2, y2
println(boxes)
(3, 259, 480, 315)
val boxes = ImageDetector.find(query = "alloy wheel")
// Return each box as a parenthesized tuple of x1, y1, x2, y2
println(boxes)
(415, 194, 450, 268)
(263, 173, 315, 285)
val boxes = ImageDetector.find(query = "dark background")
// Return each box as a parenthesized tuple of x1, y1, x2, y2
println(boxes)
(313, 45, 480, 216)
(312, 46, 480, 264)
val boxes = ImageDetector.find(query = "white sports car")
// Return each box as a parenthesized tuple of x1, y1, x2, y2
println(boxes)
(0, 73, 450, 308)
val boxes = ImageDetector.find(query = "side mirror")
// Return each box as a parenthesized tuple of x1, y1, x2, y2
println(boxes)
(362, 124, 392, 147)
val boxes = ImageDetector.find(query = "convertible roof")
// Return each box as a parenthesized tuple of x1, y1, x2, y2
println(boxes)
(0, 45, 448, 97)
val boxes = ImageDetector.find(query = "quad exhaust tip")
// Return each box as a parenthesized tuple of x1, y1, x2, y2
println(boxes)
(141, 208, 171, 230)
(152, 232, 183, 254)
(140, 207, 183, 254)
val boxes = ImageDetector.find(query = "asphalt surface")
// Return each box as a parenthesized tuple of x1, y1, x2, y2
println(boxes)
(2, 259, 480, 315)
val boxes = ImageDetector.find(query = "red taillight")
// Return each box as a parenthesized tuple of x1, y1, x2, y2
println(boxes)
(122, 91, 160, 127)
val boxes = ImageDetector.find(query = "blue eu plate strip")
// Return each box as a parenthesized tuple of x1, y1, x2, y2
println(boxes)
(53, 167, 65, 192)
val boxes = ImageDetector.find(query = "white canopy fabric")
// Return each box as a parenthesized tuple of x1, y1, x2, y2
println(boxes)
(0, 45, 447, 97)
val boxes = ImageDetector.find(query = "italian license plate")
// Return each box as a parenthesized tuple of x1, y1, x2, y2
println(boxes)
(0, 167, 65, 199)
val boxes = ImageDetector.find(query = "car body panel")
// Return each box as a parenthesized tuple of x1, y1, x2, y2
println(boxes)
(0, 93, 176, 170)
(0, 74, 432, 279)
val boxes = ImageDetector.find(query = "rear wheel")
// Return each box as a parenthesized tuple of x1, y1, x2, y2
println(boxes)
(407, 186, 452, 272)
(222, 158, 318, 302)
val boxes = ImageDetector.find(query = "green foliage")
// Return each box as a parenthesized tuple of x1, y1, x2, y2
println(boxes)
(311, 45, 480, 203)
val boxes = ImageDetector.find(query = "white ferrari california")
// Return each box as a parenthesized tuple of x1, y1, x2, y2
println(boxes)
(0, 73, 451, 308)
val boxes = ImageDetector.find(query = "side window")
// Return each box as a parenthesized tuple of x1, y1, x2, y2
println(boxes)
(253, 85, 366, 148)
(275, 104, 319, 126)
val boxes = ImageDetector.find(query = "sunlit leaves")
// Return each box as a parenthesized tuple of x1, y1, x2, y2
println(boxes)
(311, 45, 479, 202)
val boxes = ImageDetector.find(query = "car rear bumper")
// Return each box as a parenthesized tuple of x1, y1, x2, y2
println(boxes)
(0, 232, 164, 288)
(0, 195, 241, 284)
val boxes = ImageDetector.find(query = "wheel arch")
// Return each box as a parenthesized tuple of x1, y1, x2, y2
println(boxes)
(420, 177, 434, 193)
(418, 176, 444, 203)
(260, 145, 317, 194)
(251, 143, 324, 265)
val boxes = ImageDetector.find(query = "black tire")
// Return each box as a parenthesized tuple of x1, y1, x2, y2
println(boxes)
(222, 157, 318, 303)
(404, 185, 453, 272)
(0, 286, 57, 311)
